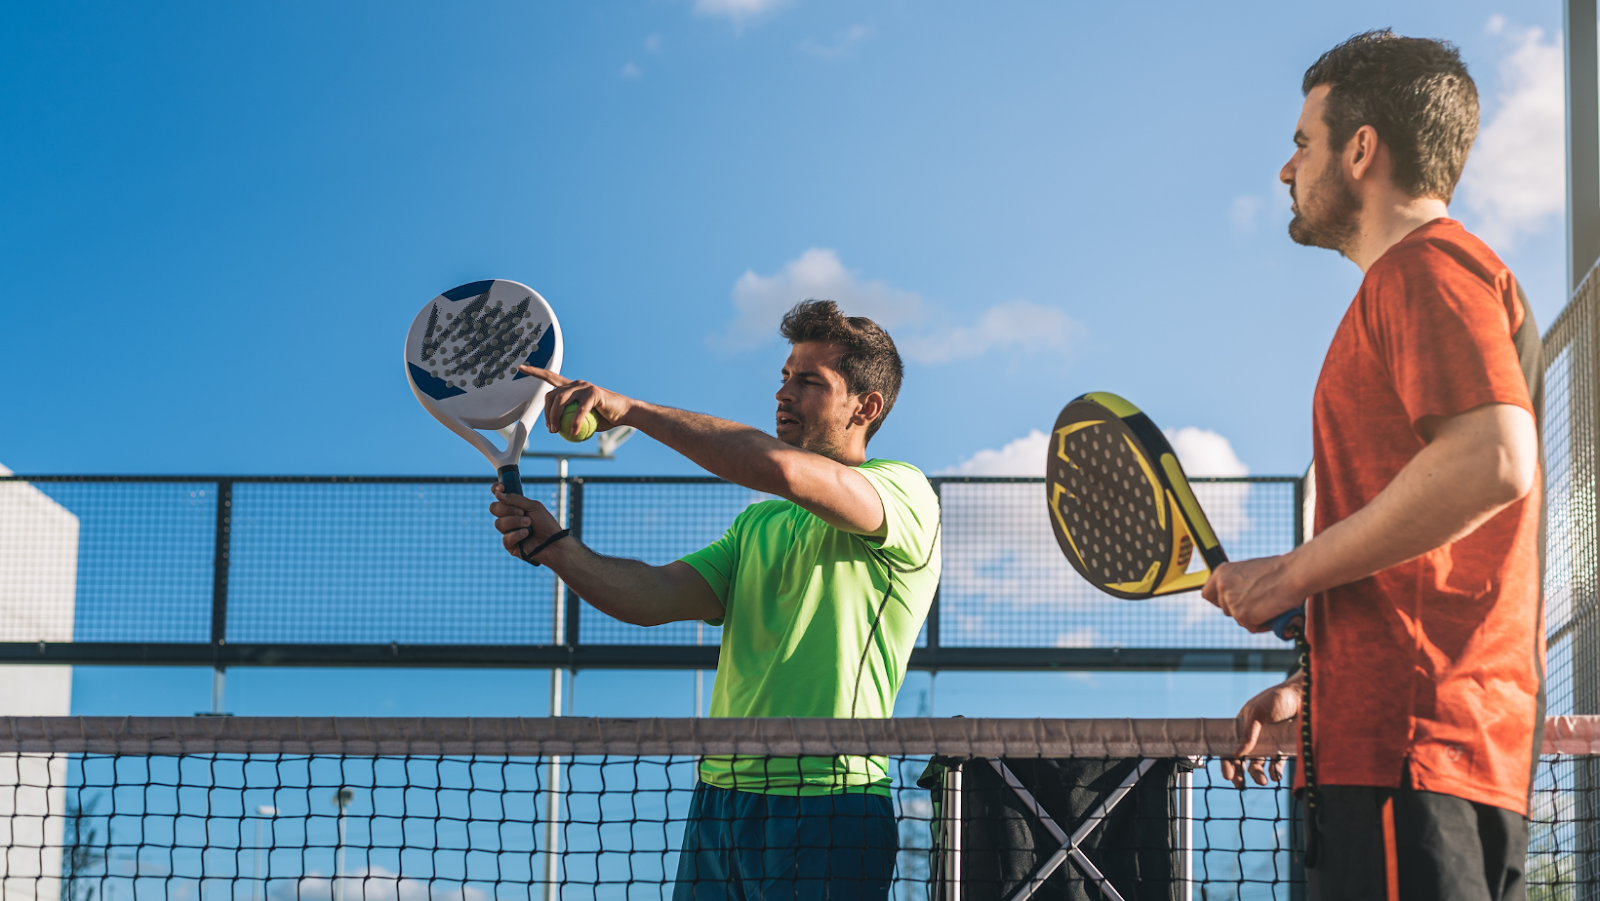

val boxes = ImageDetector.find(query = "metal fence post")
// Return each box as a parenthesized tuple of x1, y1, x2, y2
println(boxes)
(543, 461, 569, 901)
(1569, 0, 1600, 294)
(210, 479, 233, 714)
(565, 478, 583, 649)
(927, 479, 943, 654)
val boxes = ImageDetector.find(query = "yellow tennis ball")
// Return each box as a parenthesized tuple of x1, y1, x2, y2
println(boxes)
(560, 403, 598, 442)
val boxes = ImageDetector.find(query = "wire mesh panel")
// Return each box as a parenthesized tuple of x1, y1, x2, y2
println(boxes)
(573, 479, 768, 646)
(0, 474, 1305, 655)
(1543, 278, 1600, 721)
(226, 480, 561, 645)
(3, 716, 1595, 901)
(1542, 268, 1600, 891)
(936, 478, 1298, 650)
(7, 480, 219, 643)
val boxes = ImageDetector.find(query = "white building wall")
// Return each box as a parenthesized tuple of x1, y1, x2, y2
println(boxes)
(0, 463, 76, 900)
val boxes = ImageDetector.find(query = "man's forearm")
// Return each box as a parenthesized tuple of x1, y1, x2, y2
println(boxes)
(1282, 405, 1537, 599)
(536, 536, 722, 627)
(623, 401, 807, 496)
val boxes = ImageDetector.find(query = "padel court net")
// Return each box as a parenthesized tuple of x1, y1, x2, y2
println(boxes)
(7, 716, 1599, 901)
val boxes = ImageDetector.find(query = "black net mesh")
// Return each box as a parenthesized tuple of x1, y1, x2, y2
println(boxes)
(2, 716, 1591, 901)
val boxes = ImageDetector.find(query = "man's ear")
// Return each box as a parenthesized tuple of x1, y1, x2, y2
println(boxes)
(853, 391, 885, 428)
(1346, 124, 1382, 182)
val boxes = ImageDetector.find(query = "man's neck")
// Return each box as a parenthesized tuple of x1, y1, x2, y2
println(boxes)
(1346, 194, 1451, 273)
(800, 439, 868, 467)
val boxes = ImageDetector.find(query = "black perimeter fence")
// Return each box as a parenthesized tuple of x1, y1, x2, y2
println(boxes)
(0, 474, 1303, 674)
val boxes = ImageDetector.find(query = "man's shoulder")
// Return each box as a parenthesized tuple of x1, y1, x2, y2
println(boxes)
(1367, 219, 1506, 289)
(858, 458, 931, 483)
(857, 459, 936, 499)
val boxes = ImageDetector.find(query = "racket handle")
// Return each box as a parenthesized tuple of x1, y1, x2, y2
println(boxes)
(1265, 606, 1304, 641)
(497, 464, 524, 497)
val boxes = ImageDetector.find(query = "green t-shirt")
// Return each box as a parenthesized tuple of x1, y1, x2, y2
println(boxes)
(679, 459, 941, 795)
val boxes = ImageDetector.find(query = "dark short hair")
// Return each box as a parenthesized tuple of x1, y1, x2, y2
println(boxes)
(1302, 30, 1478, 203)
(779, 300, 903, 442)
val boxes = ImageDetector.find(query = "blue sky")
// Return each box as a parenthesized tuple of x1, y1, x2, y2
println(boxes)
(1, 0, 1568, 717)
(0, 0, 1566, 479)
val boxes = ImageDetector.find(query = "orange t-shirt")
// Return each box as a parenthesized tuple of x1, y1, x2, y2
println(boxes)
(1308, 218, 1543, 815)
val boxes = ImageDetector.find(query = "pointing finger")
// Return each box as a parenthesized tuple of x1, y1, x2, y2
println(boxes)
(517, 366, 570, 388)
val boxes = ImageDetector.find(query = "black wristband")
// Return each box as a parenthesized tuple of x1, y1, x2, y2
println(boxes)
(521, 529, 571, 566)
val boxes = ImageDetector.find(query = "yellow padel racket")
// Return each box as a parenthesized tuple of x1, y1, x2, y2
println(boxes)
(1045, 391, 1300, 637)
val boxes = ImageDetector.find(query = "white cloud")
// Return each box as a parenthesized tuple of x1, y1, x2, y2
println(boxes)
(644, 34, 663, 52)
(939, 430, 1050, 476)
(1165, 426, 1250, 544)
(711, 248, 1080, 364)
(900, 300, 1080, 364)
(943, 425, 1248, 480)
(1165, 426, 1248, 476)
(619, 62, 642, 79)
(715, 248, 924, 350)
(693, 0, 788, 24)
(1457, 19, 1563, 247)
(800, 24, 871, 58)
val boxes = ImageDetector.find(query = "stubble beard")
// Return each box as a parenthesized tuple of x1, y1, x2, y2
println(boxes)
(1287, 162, 1361, 257)
(793, 419, 855, 463)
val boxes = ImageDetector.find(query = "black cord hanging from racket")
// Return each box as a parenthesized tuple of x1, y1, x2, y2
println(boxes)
(1284, 618, 1319, 868)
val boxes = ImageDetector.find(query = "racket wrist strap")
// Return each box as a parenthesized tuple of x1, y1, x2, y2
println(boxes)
(522, 529, 571, 566)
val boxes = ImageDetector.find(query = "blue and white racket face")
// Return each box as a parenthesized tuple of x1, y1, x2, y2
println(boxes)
(404, 280, 563, 432)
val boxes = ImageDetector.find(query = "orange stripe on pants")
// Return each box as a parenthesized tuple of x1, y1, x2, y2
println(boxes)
(1381, 796, 1399, 901)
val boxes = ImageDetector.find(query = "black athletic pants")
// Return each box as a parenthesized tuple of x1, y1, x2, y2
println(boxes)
(1305, 777, 1529, 901)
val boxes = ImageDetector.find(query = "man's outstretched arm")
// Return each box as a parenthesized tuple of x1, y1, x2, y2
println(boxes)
(518, 366, 886, 536)
(491, 487, 724, 626)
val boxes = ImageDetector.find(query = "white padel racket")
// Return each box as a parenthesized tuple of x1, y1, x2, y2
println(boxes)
(404, 279, 563, 497)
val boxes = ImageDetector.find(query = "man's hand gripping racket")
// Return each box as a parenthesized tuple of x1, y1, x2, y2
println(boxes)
(404, 279, 568, 563)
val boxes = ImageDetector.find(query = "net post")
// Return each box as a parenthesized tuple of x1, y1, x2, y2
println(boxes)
(1287, 757, 1307, 901)
(936, 761, 962, 901)
(1176, 768, 1193, 901)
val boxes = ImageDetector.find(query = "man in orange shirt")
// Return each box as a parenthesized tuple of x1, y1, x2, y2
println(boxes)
(1201, 31, 1543, 900)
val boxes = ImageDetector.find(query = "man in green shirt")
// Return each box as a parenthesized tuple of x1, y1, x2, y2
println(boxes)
(488, 300, 941, 900)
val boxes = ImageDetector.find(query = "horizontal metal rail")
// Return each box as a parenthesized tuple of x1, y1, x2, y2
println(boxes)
(0, 643, 1297, 672)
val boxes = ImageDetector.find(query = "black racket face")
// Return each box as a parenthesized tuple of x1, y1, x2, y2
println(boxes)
(1046, 401, 1177, 598)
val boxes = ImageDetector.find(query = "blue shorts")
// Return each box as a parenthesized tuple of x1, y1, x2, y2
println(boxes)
(671, 783, 898, 901)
